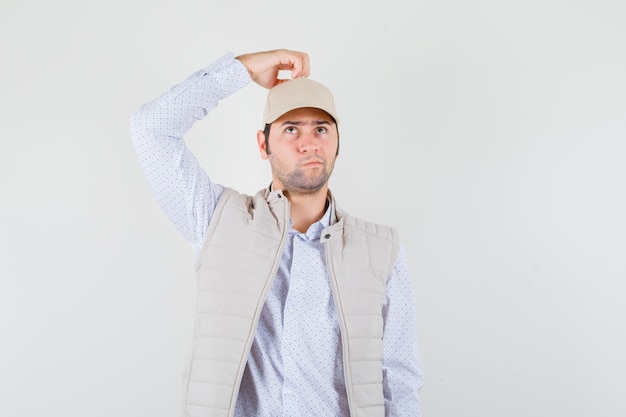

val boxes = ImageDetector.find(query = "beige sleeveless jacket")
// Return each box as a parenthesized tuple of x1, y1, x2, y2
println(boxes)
(182, 187, 400, 417)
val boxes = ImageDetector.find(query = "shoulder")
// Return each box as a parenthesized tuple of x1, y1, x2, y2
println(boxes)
(214, 187, 288, 221)
(335, 206, 400, 247)
(213, 187, 260, 216)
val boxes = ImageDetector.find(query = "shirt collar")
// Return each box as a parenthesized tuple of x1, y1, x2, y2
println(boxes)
(269, 182, 332, 239)
(290, 200, 331, 240)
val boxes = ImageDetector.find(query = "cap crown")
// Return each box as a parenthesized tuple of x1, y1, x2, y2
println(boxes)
(263, 78, 338, 124)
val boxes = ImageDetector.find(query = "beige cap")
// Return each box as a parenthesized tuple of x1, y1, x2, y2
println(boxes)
(262, 77, 339, 124)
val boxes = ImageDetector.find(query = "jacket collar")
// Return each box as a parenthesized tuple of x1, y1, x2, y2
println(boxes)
(264, 183, 342, 226)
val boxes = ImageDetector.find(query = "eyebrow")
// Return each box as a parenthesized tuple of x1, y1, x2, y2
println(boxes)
(278, 120, 331, 127)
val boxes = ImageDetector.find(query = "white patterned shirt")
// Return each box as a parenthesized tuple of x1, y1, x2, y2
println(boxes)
(131, 52, 423, 416)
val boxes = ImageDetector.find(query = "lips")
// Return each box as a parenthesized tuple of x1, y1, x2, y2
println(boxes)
(301, 158, 324, 167)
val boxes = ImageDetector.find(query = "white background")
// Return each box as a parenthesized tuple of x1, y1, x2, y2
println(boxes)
(1, 0, 625, 416)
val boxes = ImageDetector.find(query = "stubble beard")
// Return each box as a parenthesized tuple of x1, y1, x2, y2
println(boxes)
(270, 157, 335, 196)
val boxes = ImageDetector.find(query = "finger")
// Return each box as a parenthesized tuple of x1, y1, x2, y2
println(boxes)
(275, 50, 309, 79)
(289, 52, 310, 78)
(299, 53, 310, 77)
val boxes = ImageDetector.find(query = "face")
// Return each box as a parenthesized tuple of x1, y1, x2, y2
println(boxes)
(257, 107, 339, 196)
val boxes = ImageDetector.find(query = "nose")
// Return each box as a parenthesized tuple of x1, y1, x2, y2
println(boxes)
(298, 132, 318, 153)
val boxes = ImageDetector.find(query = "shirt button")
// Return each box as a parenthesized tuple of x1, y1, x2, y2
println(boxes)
(325, 233, 331, 239)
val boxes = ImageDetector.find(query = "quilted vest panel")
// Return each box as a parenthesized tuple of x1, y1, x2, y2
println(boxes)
(182, 188, 399, 417)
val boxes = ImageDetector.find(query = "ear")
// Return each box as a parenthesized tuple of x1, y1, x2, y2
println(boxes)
(257, 130, 269, 160)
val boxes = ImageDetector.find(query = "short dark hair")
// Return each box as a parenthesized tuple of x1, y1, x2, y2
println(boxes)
(263, 123, 272, 154)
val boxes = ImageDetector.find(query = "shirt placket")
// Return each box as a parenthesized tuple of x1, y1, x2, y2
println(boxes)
(283, 228, 323, 415)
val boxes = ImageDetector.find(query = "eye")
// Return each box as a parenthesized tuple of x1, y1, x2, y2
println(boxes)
(285, 126, 298, 135)
(316, 126, 327, 134)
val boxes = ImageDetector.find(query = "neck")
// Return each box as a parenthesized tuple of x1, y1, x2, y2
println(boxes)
(283, 188, 329, 233)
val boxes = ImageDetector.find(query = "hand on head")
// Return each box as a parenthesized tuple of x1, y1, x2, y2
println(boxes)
(235, 49, 310, 89)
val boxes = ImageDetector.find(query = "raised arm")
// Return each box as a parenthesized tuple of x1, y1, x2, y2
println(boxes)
(130, 53, 249, 254)
(130, 50, 311, 254)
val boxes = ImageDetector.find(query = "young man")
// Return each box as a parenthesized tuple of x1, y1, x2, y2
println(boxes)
(131, 49, 423, 417)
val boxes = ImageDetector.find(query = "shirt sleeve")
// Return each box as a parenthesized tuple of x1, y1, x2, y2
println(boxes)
(382, 245, 424, 416)
(130, 52, 251, 255)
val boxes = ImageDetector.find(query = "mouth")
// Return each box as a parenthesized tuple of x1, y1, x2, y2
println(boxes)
(301, 158, 324, 167)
